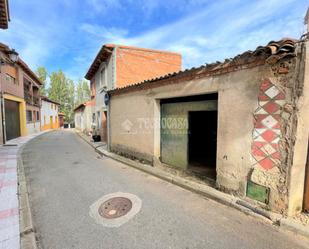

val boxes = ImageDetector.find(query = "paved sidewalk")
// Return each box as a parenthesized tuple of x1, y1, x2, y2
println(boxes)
(0, 131, 49, 249)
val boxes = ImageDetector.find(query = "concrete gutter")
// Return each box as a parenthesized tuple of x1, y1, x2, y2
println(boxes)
(76, 131, 285, 224)
(18, 153, 37, 249)
(280, 218, 309, 238)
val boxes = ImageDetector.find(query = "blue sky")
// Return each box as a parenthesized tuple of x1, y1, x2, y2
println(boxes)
(0, 0, 307, 81)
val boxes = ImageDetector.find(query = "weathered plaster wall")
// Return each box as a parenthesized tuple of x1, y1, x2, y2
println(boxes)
(110, 65, 270, 192)
(109, 42, 307, 214)
(93, 51, 115, 139)
(287, 41, 309, 216)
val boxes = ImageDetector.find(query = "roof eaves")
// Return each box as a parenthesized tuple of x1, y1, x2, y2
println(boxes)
(84, 45, 114, 80)
(17, 58, 43, 85)
(41, 96, 60, 105)
(108, 38, 298, 96)
(73, 103, 86, 112)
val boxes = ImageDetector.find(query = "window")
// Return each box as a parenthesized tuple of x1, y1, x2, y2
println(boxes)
(26, 110, 32, 123)
(5, 74, 16, 85)
(37, 111, 40, 121)
(100, 67, 107, 87)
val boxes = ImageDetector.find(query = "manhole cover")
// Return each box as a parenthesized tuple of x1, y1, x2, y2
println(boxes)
(98, 197, 132, 219)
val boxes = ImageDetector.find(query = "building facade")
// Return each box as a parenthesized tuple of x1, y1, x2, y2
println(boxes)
(74, 101, 93, 134)
(85, 44, 182, 142)
(0, 43, 42, 142)
(107, 38, 309, 217)
(40, 96, 60, 131)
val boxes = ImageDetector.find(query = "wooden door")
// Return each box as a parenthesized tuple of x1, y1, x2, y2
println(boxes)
(4, 99, 21, 141)
(304, 141, 309, 212)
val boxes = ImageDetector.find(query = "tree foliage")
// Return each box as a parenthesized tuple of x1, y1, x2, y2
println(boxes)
(36, 67, 48, 96)
(76, 79, 91, 106)
(36, 67, 91, 124)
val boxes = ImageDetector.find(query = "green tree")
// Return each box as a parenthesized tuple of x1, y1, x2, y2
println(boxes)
(36, 66, 48, 96)
(48, 70, 75, 124)
(75, 79, 90, 106)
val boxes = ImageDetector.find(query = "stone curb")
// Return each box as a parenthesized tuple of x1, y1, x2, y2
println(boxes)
(17, 131, 54, 249)
(76, 131, 282, 226)
(279, 218, 309, 238)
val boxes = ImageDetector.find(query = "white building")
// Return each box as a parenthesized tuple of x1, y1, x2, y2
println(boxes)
(74, 101, 93, 134)
(40, 96, 60, 131)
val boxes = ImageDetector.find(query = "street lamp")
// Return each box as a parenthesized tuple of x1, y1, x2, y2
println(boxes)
(7, 49, 18, 63)
(0, 48, 19, 65)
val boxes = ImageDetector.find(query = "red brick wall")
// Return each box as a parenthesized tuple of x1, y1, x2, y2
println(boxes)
(116, 47, 181, 88)
(90, 78, 96, 100)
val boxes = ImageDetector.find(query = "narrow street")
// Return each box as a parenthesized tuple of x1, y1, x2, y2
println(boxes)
(22, 130, 308, 249)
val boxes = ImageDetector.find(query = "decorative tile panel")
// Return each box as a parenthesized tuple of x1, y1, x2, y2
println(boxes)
(251, 79, 285, 170)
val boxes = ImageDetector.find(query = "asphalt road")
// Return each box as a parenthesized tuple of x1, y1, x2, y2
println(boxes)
(22, 130, 309, 249)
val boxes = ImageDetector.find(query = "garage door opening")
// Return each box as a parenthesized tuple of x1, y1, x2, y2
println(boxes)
(188, 110, 217, 180)
(5, 99, 21, 141)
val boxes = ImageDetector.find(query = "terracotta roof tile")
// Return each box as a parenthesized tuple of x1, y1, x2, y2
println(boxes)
(109, 38, 298, 95)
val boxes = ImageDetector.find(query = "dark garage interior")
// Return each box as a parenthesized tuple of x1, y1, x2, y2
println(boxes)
(188, 110, 218, 180)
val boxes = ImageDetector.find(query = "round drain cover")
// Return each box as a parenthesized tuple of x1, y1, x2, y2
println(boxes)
(98, 197, 132, 219)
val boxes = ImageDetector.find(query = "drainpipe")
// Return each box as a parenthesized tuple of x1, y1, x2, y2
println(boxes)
(107, 95, 111, 152)
(0, 91, 6, 144)
(0, 65, 6, 144)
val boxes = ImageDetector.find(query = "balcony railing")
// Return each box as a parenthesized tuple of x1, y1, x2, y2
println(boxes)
(24, 91, 32, 104)
(24, 91, 40, 106)
(33, 96, 40, 106)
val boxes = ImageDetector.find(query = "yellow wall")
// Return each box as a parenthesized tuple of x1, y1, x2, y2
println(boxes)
(41, 115, 59, 131)
(3, 94, 27, 136)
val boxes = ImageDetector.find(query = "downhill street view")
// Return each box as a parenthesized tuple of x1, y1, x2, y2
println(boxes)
(1, 1, 309, 249)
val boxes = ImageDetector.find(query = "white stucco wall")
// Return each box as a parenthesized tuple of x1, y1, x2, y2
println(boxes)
(26, 122, 40, 135)
(74, 105, 92, 133)
(40, 100, 59, 130)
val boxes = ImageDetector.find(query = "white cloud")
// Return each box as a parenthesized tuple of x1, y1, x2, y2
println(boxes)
(80, 0, 305, 70)
(1, 0, 306, 80)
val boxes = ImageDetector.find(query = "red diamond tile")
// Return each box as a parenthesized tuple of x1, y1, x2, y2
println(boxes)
(252, 154, 264, 163)
(254, 114, 269, 128)
(253, 141, 267, 149)
(271, 151, 281, 160)
(260, 79, 272, 91)
(262, 101, 280, 114)
(270, 143, 279, 151)
(259, 92, 270, 101)
(259, 157, 275, 170)
(261, 130, 277, 142)
(252, 145, 266, 157)
(274, 92, 285, 100)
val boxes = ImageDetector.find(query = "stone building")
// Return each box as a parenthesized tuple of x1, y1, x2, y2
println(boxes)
(107, 37, 309, 216)
(85, 44, 182, 142)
